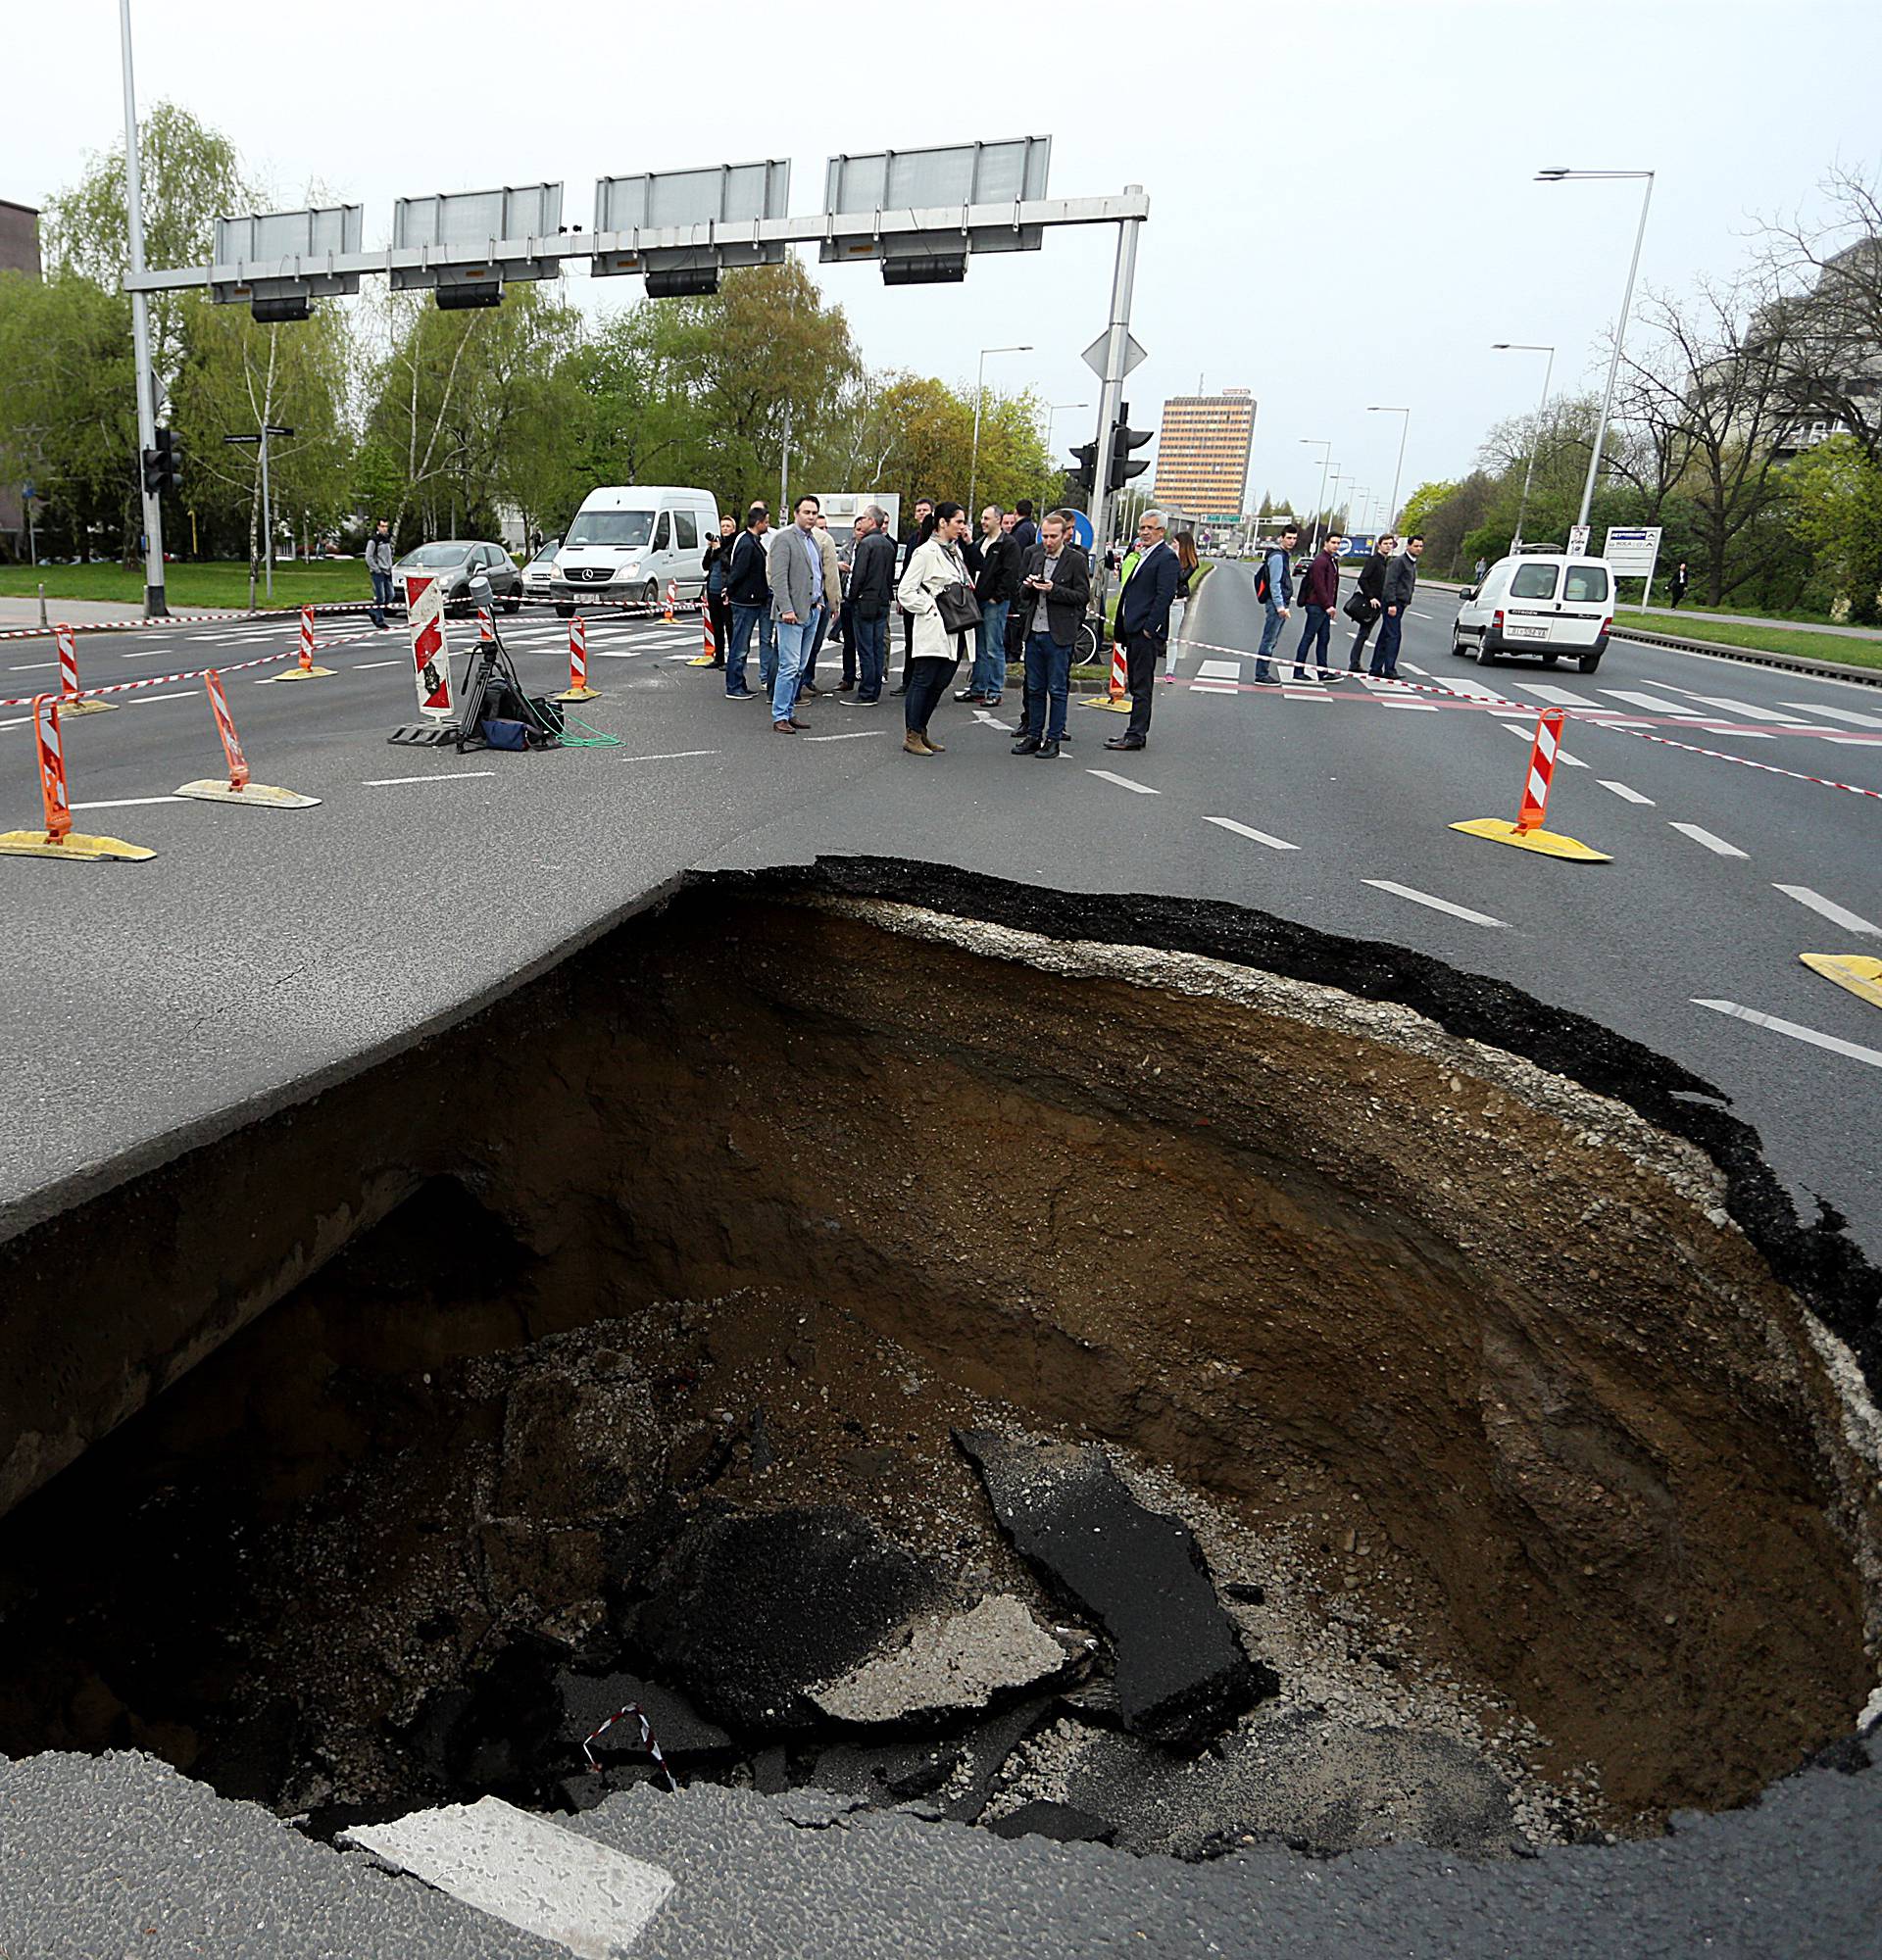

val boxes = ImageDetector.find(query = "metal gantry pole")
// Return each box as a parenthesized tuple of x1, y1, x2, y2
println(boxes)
(260, 423, 273, 602)
(119, 0, 167, 617)
(1575, 173, 1655, 533)
(1087, 187, 1145, 576)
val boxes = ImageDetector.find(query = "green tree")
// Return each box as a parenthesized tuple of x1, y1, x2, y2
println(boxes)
(1783, 436, 1882, 623)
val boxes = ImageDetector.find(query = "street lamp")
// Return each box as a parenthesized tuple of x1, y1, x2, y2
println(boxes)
(969, 343, 1032, 515)
(120, 0, 168, 617)
(1491, 342, 1556, 551)
(1366, 408, 1411, 531)
(1299, 438, 1331, 554)
(223, 423, 293, 604)
(1044, 400, 1087, 511)
(1536, 168, 1655, 538)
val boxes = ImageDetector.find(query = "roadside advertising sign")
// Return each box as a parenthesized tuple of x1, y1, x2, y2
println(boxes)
(405, 573, 453, 718)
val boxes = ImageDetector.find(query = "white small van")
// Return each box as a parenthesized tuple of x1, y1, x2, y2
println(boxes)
(1451, 554, 1613, 672)
(552, 486, 720, 614)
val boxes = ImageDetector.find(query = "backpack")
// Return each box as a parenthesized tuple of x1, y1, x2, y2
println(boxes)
(1253, 550, 1283, 605)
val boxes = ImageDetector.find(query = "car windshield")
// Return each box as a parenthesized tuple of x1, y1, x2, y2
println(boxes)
(528, 542, 559, 564)
(401, 543, 472, 568)
(1564, 565, 1610, 602)
(1510, 564, 1560, 600)
(566, 510, 655, 549)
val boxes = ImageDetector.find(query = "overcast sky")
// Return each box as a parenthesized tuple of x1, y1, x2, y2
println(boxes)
(7, 0, 1880, 522)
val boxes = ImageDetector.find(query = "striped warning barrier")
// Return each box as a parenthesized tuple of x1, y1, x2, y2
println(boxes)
(272, 606, 335, 683)
(0, 628, 374, 710)
(53, 623, 117, 717)
(1082, 635, 1134, 713)
(689, 608, 718, 667)
(555, 612, 599, 704)
(1451, 706, 1610, 862)
(174, 668, 322, 809)
(663, 580, 677, 623)
(581, 1702, 677, 1790)
(477, 606, 495, 644)
(0, 695, 156, 861)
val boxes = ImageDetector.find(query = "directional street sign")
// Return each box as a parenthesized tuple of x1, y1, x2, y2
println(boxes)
(1568, 523, 1592, 557)
(1083, 329, 1146, 379)
(1603, 525, 1662, 577)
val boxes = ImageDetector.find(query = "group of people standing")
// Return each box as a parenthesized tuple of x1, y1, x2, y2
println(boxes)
(1243, 528, 1425, 683)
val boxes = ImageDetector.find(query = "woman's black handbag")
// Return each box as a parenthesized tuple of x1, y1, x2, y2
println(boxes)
(935, 581, 981, 635)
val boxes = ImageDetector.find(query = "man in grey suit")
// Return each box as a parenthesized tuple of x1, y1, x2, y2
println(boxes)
(768, 495, 828, 731)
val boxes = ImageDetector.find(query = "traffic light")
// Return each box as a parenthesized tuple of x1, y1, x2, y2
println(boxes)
(141, 427, 183, 496)
(1108, 402, 1152, 492)
(1067, 441, 1100, 499)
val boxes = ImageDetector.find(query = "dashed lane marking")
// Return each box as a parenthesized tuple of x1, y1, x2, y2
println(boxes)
(126, 689, 199, 704)
(1669, 822, 1749, 858)
(1363, 879, 1509, 928)
(803, 731, 882, 742)
(363, 770, 498, 786)
(618, 749, 719, 761)
(1773, 885, 1881, 936)
(1790, 702, 1882, 730)
(1399, 661, 1429, 674)
(70, 794, 187, 810)
(1599, 780, 1656, 806)
(1086, 768, 1160, 795)
(1205, 815, 1300, 851)
(352, 660, 405, 669)
(7, 662, 54, 671)
(1694, 1000, 1882, 1071)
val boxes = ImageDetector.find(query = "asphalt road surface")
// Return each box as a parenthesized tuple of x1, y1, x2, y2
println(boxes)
(3, 573, 1881, 1955)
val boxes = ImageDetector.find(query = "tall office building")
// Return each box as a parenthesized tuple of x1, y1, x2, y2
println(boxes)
(1153, 388, 1256, 519)
(0, 201, 43, 560)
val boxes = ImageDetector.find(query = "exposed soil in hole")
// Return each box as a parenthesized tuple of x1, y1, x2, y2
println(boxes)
(0, 867, 1878, 1861)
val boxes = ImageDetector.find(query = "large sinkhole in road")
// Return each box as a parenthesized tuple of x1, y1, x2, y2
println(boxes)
(2, 863, 1879, 1860)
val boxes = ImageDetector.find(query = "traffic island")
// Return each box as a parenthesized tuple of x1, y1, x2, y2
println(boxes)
(0, 863, 1877, 1866)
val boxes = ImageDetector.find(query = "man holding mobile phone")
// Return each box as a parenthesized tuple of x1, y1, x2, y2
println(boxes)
(1010, 509, 1092, 760)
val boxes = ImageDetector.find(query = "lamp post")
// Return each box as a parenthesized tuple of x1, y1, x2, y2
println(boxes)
(1044, 399, 1088, 510)
(223, 423, 293, 604)
(1299, 438, 1331, 554)
(1536, 169, 1655, 536)
(1324, 467, 1344, 542)
(1366, 408, 1411, 531)
(969, 344, 1032, 516)
(1491, 342, 1556, 551)
(120, 0, 168, 617)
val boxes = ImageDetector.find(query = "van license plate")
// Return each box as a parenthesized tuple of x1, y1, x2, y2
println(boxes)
(1507, 624, 1547, 640)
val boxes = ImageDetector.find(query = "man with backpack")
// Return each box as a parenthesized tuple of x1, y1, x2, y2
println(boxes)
(1251, 523, 1298, 685)
(1370, 535, 1423, 679)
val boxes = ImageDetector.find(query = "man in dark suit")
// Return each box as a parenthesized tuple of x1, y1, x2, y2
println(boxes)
(1105, 510, 1180, 752)
(1010, 509, 1093, 760)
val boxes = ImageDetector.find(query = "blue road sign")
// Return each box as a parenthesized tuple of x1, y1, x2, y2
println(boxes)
(1068, 511, 1094, 553)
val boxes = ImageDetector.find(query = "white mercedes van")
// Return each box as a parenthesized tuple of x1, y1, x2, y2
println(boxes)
(552, 486, 720, 614)
(1450, 553, 1613, 672)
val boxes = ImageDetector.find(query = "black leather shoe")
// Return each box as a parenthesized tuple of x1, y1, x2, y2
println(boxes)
(1011, 735, 1040, 755)
(1035, 738, 1061, 759)
(1104, 734, 1146, 751)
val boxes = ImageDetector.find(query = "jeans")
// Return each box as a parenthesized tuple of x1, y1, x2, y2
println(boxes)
(370, 569, 394, 628)
(802, 604, 830, 689)
(851, 612, 887, 699)
(838, 599, 857, 683)
(1022, 630, 1072, 743)
(1349, 612, 1377, 668)
(905, 655, 958, 736)
(729, 602, 773, 696)
(1123, 630, 1164, 739)
(1370, 610, 1405, 677)
(772, 612, 820, 720)
(1292, 604, 1332, 674)
(1256, 600, 1286, 679)
(971, 599, 1010, 698)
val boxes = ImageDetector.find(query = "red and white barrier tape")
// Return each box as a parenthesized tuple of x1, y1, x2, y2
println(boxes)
(580, 1703, 677, 1790)
(0, 594, 709, 643)
(0, 630, 373, 710)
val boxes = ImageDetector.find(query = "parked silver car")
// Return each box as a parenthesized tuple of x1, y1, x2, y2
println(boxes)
(392, 540, 522, 613)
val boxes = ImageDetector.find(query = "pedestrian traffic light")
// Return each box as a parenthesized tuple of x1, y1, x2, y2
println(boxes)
(1067, 441, 1100, 498)
(1108, 404, 1152, 492)
(142, 427, 183, 496)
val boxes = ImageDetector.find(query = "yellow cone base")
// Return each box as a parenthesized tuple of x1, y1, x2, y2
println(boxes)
(554, 683, 601, 702)
(0, 828, 155, 861)
(1081, 694, 1133, 712)
(1450, 817, 1612, 862)
(687, 654, 716, 667)
(175, 778, 322, 809)
(59, 698, 118, 715)
(271, 664, 335, 682)
(1800, 953, 1882, 1011)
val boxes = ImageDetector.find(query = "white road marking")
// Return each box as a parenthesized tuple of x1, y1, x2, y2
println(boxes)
(1783, 701, 1882, 729)
(0, 715, 28, 731)
(1399, 661, 1429, 674)
(1364, 879, 1509, 927)
(803, 731, 880, 742)
(352, 659, 405, 670)
(364, 770, 498, 786)
(1683, 694, 1820, 724)
(1192, 679, 1239, 693)
(1598, 779, 1656, 806)
(1601, 688, 1709, 719)
(1772, 885, 1881, 936)
(1694, 1000, 1882, 1071)
(1374, 697, 1439, 710)
(1205, 815, 1299, 851)
(127, 689, 198, 704)
(8, 662, 54, 671)
(1087, 768, 1160, 795)
(1668, 822, 1749, 858)
(589, 649, 646, 660)
(1279, 686, 1332, 701)
(619, 749, 719, 760)
(1511, 682, 1600, 708)
(1499, 722, 1587, 764)
(971, 708, 1015, 732)
(1196, 659, 1242, 680)
(344, 1797, 674, 1958)
(70, 794, 186, 810)
(1443, 676, 1528, 716)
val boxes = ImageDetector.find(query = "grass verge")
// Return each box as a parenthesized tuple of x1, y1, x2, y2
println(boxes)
(0, 561, 387, 610)
(1613, 610, 1882, 673)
